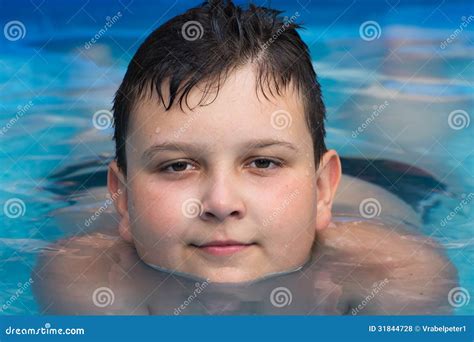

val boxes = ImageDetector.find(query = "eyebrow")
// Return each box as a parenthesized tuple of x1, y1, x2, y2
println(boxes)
(142, 139, 298, 162)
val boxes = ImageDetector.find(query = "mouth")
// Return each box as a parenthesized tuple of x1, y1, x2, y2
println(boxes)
(190, 240, 257, 256)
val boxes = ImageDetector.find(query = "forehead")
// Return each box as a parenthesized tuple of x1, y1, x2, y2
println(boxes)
(127, 65, 311, 153)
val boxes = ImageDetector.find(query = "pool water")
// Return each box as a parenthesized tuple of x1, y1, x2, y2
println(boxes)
(0, 0, 472, 315)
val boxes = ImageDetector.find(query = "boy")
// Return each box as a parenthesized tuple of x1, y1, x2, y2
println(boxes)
(33, 0, 456, 314)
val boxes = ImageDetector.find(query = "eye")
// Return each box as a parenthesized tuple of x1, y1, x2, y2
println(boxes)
(160, 161, 196, 173)
(248, 158, 283, 169)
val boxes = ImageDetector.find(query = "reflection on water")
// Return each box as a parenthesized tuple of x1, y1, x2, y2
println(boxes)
(31, 218, 456, 315)
(139, 254, 343, 315)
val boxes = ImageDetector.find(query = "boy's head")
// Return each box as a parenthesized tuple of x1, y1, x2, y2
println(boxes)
(108, 0, 341, 282)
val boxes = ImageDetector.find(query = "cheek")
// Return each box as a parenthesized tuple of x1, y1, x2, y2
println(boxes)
(257, 178, 316, 263)
(258, 176, 317, 237)
(127, 177, 187, 243)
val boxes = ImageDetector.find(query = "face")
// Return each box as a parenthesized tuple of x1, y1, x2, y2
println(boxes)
(108, 64, 341, 283)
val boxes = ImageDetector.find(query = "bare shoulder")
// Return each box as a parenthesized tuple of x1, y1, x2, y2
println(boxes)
(334, 174, 421, 227)
(320, 220, 443, 261)
(318, 221, 458, 314)
(32, 233, 149, 315)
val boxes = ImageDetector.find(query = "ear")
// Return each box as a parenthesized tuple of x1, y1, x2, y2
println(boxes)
(315, 150, 341, 231)
(108, 161, 133, 243)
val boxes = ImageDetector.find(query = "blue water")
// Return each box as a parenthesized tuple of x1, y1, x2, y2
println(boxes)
(0, 0, 473, 315)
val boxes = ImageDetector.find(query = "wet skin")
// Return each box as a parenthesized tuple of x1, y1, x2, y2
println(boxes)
(33, 218, 457, 315)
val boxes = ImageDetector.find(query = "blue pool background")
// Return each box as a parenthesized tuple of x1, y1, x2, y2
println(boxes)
(0, 0, 473, 315)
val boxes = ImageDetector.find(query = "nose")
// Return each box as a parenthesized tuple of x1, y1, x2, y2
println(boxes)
(199, 171, 246, 222)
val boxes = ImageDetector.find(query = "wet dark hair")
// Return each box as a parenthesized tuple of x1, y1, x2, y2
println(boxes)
(113, 0, 327, 174)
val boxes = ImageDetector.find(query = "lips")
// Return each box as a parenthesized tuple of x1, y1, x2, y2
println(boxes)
(191, 240, 256, 256)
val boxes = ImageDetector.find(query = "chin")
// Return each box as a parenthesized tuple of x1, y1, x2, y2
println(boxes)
(199, 267, 263, 284)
